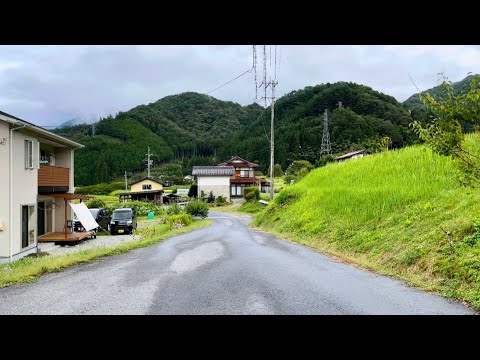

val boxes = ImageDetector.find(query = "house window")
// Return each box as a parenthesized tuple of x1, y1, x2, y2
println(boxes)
(21, 205, 35, 248)
(231, 185, 244, 196)
(25, 140, 34, 169)
(240, 170, 249, 178)
(142, 184, 152, 190)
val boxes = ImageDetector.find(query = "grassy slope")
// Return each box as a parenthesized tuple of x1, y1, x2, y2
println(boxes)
(0, 220, 212, 288)
(256, 135, 480, 309)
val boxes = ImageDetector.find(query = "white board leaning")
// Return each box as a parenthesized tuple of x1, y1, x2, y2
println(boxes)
(69, 202, 99, 231)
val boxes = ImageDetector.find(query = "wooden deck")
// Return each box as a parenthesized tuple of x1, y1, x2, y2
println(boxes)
(38, 231, 93, 243)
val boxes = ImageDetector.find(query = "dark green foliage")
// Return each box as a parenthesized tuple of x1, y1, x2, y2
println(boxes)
(216, 195, 227, 204)
(75, 181, 125, 195)
(244, 186, 260, 201)
(166, 203, 182, 215)
(315, 155, 335, 168)
(185, 200, 209, 218)
(267, 164, 284, 177)
(207, 191, 215, 203)
(287, 160, 314, 176)
(85, 198, 106, 209)
(188, 184, 198, 198)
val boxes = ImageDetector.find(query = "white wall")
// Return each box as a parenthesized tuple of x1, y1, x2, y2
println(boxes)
(197, 176, 231, 202)
(10, 130, 38, 257)
(0, 122, 10, 258)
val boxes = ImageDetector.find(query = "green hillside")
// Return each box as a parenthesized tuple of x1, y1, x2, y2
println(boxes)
(218, 81, 416, 172)
(403, 74, 480, 110)
(55, 83, 417, 185)
(256, 134, 480, 309)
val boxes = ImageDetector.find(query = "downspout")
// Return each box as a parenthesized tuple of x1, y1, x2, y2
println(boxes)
(9, 124, 26, 261)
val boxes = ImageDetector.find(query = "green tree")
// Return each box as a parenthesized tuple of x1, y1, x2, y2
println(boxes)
(188, 184, 198, 198)
(411, 75, 480, 183)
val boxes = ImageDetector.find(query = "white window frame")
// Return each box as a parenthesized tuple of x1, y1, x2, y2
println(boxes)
(21, 204, 36, 249)
(240, 170, 249, 178)
(25, 140, 34, 169)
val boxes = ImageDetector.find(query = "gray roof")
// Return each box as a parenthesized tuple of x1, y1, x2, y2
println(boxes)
(0, 110, 84, 149)
(335, 149, 367, 160)
(192, 166, 235, 176)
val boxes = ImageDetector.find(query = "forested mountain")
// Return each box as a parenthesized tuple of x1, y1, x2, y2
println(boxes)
(403, 74, 479, 110)
(217, 82, 416, 172)
(55, 83, 417, 185)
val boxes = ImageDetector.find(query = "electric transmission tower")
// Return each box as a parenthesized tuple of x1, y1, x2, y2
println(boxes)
(320, 109, 332, 157)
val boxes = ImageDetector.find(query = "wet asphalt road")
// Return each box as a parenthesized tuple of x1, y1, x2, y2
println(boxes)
(0, 211, 475, 314)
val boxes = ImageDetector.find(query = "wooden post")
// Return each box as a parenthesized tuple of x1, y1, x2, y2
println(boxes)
(64, 198, 67, 239)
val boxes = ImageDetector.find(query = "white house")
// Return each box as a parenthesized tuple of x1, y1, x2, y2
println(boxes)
(192, 166, 235, 202)
(0, 110, 83, 262)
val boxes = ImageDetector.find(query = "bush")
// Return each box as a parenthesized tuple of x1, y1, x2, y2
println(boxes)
(167, 213, 193, 229)
(185, 200, 209, 218)
(207, 191, 215, 203)
(109, 201, 164, 216)
(188, 184, 198, 198)
(244, 186, 260, 201)
(284, 174, 295, 185)
(315, 155, 335, 168)
(86, 198, 106, 208)
(216, 195, 227, 204)
(167, 203, 183, 215)
(75, 181, 125, 195)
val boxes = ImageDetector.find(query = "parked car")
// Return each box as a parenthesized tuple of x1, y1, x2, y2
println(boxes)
(110, 208, 137, 235)
(74, 208, 111, 233)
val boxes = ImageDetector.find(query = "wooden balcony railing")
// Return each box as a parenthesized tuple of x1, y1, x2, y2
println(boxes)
(38, 165, 70, 188)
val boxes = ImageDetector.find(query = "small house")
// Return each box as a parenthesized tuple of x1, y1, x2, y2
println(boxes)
(192, 166, 235, 202)
(117, 177, 164, 204)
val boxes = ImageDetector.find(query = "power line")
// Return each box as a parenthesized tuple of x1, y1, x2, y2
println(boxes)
(206, 67, 253, 95)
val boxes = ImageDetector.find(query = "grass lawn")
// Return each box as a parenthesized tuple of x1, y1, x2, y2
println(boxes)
(0, 219, 212, 288)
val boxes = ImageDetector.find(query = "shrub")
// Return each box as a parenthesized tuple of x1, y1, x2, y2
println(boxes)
(167, 213, 193, 229)
(167, 203, 183, 215)
(188, 184, 198, 198)
(185, 200, 209, 218)
(207, 191, 215, 203)
(216, 195, 227, 204)
(283, 174, 295, 185)
(75, 181, 125, 195)
(86, 198, 106, 208)
(109, 200, 164, 216)
(244, 186, 260, 201)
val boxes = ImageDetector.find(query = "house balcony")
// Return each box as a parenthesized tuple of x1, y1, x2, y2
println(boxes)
(38, 165, 70, 193)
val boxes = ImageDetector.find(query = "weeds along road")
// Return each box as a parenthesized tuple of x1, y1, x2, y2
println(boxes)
(0, 211, 475, 314)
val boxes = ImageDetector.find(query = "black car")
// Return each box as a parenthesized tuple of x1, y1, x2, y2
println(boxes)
(110, 208, 137, 235)
(74, 208, 111, 232)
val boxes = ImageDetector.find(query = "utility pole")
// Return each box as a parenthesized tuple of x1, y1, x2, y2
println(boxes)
(92, 122, 96, 137)
(269, 83, 276, 200)
(254, 45, 279, 201)
(125, 171, 127, 190)
(145, 146, 153, 178)
(320, 109, 332, 157)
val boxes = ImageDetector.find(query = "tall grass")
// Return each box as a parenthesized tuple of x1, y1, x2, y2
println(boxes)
(256, 135, 480, 309)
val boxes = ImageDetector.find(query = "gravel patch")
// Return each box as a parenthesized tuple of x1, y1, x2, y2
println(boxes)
(41, 221, 162, 256)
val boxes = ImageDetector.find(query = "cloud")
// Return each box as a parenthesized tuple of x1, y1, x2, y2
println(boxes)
(0, 45, 479, 126)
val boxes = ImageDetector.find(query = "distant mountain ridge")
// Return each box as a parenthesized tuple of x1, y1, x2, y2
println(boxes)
(55, 81, 430, 186)
(403, 74, 480, 110)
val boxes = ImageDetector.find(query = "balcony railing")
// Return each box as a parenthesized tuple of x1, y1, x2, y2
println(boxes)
(38, 165, 70, 188)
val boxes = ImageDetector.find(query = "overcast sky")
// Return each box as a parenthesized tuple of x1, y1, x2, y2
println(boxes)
(1, 45, 479, 127)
